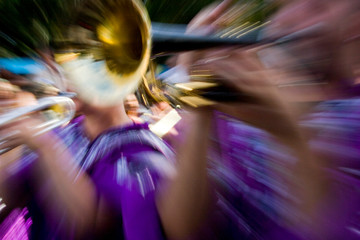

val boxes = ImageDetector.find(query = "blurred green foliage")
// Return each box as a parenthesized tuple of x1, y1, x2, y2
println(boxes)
(145, 0, 280, 24)
(145, 0, 217, 24)
(0, 0, 279, 57)
(0, 0, 80, 57)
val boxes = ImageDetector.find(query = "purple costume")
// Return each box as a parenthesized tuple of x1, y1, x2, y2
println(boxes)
(300, 98, 360, 239)
(201, 96, 360, 240)
(194, 112, 301, 240)
(3, 97, 360, 240)
(0, 116, 174, 240)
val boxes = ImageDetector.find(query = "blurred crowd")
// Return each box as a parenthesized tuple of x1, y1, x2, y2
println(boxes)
(1, 0, 360, 239)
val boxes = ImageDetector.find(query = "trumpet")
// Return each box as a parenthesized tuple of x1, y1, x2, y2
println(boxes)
(0, 96, 76, 155)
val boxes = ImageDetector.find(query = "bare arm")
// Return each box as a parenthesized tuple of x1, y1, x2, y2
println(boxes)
(0, 116, 97, 236)
(157, 2, 242, 238)
(204, 48, 325, 227)
(30, 132, 97, 235)
(157, 110, 213, 239)
(0, 80, 97, 234)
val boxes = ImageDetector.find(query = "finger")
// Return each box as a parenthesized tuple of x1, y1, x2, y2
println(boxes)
(0, 89, 16, 99)
(196, 59, 255, 84)
(229, 49, 267, 71)
(0, 100, 20, 115)
(201, 60, 274, 98)
(0, 81, 19, 99)
(0, 138, 25, 153)
(188, 0, 234, 32)
(150, 115, 161, 121)
(192, 48, 260, 72)
(0, 113, 42, 135)
(187, 8, 215, 33)
(0, 128, 23, 150)
(206, 0, 234, 23)
(14, 92, 37, 107)
(192, 47, 236, 65)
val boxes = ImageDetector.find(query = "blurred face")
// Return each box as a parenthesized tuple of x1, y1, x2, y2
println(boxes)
(261, 0, 356, 83)
(124, 94, 140, 115)
(337, 5, 360, 80)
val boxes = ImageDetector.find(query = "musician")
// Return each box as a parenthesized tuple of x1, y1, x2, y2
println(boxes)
(170, 0, 360, 239)
(1, 0, 359, 240)
(264, 1, 360, 239)
(0, 48, 216, 240)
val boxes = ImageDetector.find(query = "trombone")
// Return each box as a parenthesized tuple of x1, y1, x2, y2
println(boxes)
(0, 0, 321, 153)
(51, 0, 266, 107)
(52, 0, 322, 108)
(0, 0, 261, 154)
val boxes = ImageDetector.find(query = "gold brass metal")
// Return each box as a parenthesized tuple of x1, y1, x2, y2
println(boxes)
(53, 0, 274, 108)
(0, 96, 76, 155)
(54, 0, 151, 106)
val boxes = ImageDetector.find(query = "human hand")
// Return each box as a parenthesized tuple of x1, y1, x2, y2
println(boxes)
(192, 47, 298, 139)
(0, 69, 37, 107)
(150, 101, 172, 117)
(0, 110, 45, 153)
(186, 0, 234, 34)
(0, 72, 41, 152)
(177, 0, 234, 71)
(124, 93, 140, 116)
(0, 80, 19, 100)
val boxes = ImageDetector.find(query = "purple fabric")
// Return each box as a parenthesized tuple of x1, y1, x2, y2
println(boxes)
(202, 112, 302, 240)
(0, 208, 32, 240)
(57, 117, 174, 240)
(0, 116, 174, 240)
(206, 97, 360, 239)
(300, 98, 360, 239)
(81, 121, 174, 240)
(3, 96, 360, 239)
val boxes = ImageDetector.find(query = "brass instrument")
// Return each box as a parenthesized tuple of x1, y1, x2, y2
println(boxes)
(0, 59, 77, 155)
(0, 96, 76, 154)
(52, 0, 322, 108)
(52, 0, 269, 107)
(139, 22, 324, 108)
(54, 0, 151, 107)
(0, 0, 321, 154)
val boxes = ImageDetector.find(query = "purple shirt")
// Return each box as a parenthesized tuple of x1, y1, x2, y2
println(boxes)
(1, 116, 175, 240)
(300, 98, 360, 239)
(205, 97, 360, 239)
(197, 112, 301, 240)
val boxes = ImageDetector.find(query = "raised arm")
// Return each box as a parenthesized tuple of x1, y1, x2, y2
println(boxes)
(157, 109, 213, 239)
(197, 48, 325, 228)
(0, 81, 97, 236)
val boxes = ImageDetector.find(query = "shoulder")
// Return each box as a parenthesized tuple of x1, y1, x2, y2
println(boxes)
(302, 97, 360, 127)
(312, 97, 360, 115)
(301, 98, 360, 167)
(87, 123, 175, 177)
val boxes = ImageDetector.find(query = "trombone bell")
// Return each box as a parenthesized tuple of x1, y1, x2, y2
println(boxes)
(54, 0, 151, 107)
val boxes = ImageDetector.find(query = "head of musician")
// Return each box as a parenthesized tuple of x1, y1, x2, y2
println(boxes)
(260, 0, 360, 101)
